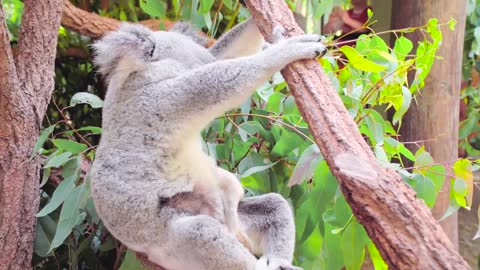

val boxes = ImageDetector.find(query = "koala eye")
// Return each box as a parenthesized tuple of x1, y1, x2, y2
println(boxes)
(148, 43, 156, 58)
(145, 42, 157, 61)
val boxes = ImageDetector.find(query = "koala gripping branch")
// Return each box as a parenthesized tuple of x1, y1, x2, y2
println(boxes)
(244, 0, 470, 269)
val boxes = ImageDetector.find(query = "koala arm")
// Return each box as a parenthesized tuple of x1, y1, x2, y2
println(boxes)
(161, 34, 326, 121)
(209, 19, 264, 59)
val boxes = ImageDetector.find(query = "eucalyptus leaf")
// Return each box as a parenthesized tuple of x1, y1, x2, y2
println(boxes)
(70, 92, 103, 108)
(37, 173, 78, 217)
(31, 125, 55, 159)
(49, 184, 88, 252)
(288, 144, 323, 187)
(44, 152, 73, 168)
(52, 139, 88, 154)
(240, 161, 278, 178)
(139, 0, 165, 18)
(340, 46, 387, 72)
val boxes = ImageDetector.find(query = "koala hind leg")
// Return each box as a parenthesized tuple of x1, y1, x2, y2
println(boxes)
(147, 214, 257, 270)
(238, 193, 302, 270)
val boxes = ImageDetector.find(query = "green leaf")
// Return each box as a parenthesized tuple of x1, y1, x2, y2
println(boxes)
(199, 0, 214, 13)
(340, 46, 387, 72)
(296, 163, 337, 243)
(392, 85, 412, 125)
(52, 139, 87, 154)
(76, 126, 102, 134)
(266, 92, 285, 114)
(452, 159, 473, 206)
(37, 173, 78, 217)
(223, 0, 233, 9)
(271, 129, 303, 157)
(363, 110, 385, 145)
(139, 0, 166, 18)
(70, 92, 103, 108)
(406, 147, 445, 207)
(119, 250, 148, 270)
(341, 221, 367, 270)
(439, 202, 460, 221)
(44, 152, 73, 168)
(240, 161, 278, 178)
(322, 222, 345, 270)
(393, 36, 413, 61)
(409, 173, 437, 207)
(31, 125, 55, 159)
(34, 216, 57, 257)
(366, 240, 388, 270)
(49, 184, 88, 252)
(452, 178, 468, 207)
(288, 144, 323, 186)
(40, 168, 51, 188)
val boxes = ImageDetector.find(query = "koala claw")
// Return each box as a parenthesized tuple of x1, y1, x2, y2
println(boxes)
(272, 25, 287, 43)
(315, 47, 328, 58)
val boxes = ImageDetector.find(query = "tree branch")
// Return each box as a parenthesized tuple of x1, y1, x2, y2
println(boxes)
(62, 0, 173, 38)
(244, 0, 470, 269)
(61, 1, 216, 47)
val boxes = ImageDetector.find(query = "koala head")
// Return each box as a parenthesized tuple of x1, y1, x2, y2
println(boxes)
(93, 23, 212, 79)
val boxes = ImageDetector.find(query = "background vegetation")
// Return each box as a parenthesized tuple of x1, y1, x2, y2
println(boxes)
(3, 0, 480, 269)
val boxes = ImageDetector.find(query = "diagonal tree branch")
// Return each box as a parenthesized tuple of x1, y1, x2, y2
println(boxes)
(244, 0, 470, 269)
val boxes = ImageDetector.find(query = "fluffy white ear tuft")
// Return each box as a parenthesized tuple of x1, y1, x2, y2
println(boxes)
(92, 23, 155, 79)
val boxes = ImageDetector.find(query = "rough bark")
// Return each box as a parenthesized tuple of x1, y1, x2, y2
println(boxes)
(0, 0, 64, 269)
(391, 0, 467, 248)
(244, 0, 470, 269)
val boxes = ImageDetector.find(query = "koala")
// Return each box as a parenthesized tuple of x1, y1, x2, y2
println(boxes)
(90, 18, 326, 270)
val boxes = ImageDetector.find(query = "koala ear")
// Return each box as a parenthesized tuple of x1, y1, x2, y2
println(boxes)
(170, 22, 209, 47)
(92, 23, 155, 78)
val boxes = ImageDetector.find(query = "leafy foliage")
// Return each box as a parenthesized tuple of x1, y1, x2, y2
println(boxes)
(0, 0, 468, 269)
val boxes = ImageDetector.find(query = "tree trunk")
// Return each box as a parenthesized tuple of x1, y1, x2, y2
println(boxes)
(391, 0, 467, 247)
(0, 0, 63, 269)
(244, 0, 470, 269)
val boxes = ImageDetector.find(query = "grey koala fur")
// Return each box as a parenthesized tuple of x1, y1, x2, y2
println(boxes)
(90, 18, 326, 270)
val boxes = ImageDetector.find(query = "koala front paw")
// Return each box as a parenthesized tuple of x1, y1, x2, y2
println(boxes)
(267, 34, 327, 64)
(255, 256, 303, 270)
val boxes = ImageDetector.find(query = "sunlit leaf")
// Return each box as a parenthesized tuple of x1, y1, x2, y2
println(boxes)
(393, 36, 413, 61)
(340, 46, 387, 72)
(392, 86, 412, 125)
(453, 159, 473, 206)
(367, 240, 388, 270)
